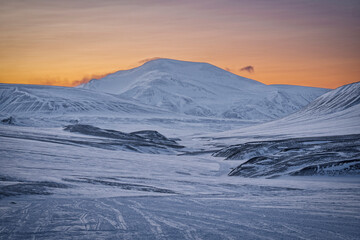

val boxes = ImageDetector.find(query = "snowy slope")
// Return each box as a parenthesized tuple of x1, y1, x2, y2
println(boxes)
(210, 82, 360, 178)
(0, 84, 166, 116)
(81, 58, 329, 120)
(281, 81, 360, 129)
(210, 81, 360, 140)
(292, 81, 360, 116)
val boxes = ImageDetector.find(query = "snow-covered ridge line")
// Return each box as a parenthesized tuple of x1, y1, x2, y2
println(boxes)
(207, 81, 360, 140)
(0, 83, 166, 116)
(294, 81, 360, 116)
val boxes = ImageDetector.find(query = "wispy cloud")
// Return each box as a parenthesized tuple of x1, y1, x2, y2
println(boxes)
(138, 57, 162, 64)
(72, 73, 112, 86)
(240, 66, 254, 73)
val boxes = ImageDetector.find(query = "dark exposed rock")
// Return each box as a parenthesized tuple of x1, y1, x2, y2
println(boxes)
(64, 124, 136, 140)
(130, 130, 178, 145)
(290, 159, 360, 176)
(0, 181, 69, 199)
(1, 116, 15, 125)
(62, 177, 176, 194)
(63, 124, 184, 152)
(213, 134, 360, 178)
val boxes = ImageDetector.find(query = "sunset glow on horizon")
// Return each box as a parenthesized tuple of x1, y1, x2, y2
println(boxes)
(1, 0, 359, 89)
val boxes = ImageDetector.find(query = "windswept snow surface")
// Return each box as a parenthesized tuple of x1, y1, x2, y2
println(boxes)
(1, 125, 360, 239)
(81, 58, 329, 120)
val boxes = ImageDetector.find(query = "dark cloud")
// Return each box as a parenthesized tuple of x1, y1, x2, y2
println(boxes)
(240, 66, 254, 73)
(138, 57, 162, 64)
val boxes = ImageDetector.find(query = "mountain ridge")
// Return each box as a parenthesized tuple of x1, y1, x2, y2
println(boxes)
(0, 83, 166, 116)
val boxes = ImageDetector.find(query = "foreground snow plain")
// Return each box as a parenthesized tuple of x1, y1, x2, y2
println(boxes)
(1, 114, 359, 240)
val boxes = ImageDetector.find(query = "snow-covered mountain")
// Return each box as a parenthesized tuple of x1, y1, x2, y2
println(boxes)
(81, 58, 329, 120)
(0, 84, 165, 116)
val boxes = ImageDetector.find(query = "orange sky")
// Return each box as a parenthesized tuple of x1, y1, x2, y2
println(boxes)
(0, 0, 359, 89)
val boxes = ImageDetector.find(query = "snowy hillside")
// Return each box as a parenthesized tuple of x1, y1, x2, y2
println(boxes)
(209, 81, 360, 139)
(280, 81, 360, 134)
(293, 81, 360, 116)
(0, 84, 165, 116)
(81, 59, 329, 120)
(210, 82, 360, 178)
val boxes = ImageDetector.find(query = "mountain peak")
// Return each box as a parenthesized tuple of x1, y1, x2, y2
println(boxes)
(81, 58, 264, 94)
(140, 58, 210, 67)
(136, 58, 236, 78)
